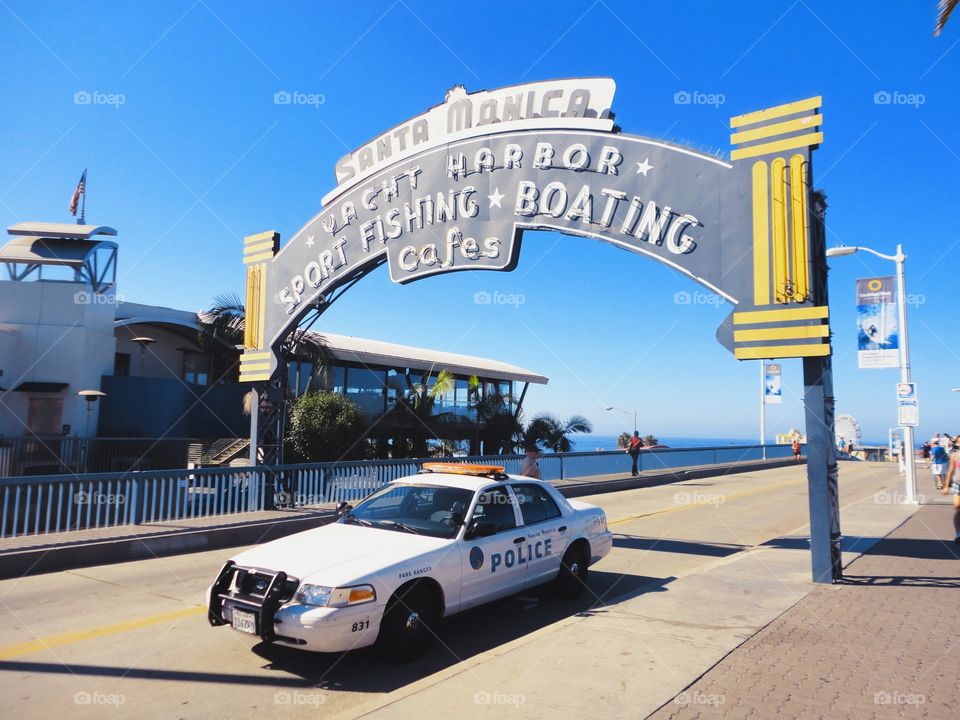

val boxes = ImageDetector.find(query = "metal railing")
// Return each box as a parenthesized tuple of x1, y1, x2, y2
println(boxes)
(0, 436, 244, 477)
(0, 444, 798, 540)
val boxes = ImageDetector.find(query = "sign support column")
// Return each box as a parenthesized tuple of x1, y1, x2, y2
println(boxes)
(804, 192, 842, 582)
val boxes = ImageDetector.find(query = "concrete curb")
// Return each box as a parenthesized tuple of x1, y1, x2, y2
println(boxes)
(0, 458, 802, 580)
(0, 511, 335, 580)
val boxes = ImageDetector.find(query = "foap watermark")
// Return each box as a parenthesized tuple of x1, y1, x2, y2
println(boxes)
(274, 90, 326, 108)
(272, 490, 327, 507)
(74, 491, 125, 506)
(905, 293, 926, 307)
(674, 290, 723, 307)
(873, 490, 921, 506)
(874, 691, 925, 706)
(674, 90, 725, 108)
(674, 491, 726, 508)
(74, 90, 126, 108)
(274, 690, 326, 707)
(473, 690, 526, 707)
(74, 690, 125, 707)
(473, 290, 525, 308)
(74, 291, 125, 306)
(675, 690, 725, 707)
(873, 90, 925, 108)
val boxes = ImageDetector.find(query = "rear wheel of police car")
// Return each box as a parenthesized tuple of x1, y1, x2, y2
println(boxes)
(377, 581, 440, 661)
(554, 541, 589, 598)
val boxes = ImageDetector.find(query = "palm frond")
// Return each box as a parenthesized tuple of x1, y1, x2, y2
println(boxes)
(564, 414, 593, 435)
(936, 0, 958, 35)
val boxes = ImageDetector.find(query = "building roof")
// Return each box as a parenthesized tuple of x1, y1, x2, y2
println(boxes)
(116, 301, 548, 386)
(0, 236, 115, 267)
(308, 331, 548, 385)
(7, 222, 117, 239)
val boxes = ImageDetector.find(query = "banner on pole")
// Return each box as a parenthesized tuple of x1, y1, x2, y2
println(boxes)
(856, 277, 899, 369)
(763, 363, 782, 404)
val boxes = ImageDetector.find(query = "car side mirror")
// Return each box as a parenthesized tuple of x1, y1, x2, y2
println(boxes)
(335, 501, 352, 518)
(464, 518, 495, 539)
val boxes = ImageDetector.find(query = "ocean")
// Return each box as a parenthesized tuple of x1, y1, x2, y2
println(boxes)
(572, 434, 759, 452)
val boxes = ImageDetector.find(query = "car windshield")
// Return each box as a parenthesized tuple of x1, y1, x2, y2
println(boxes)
(342, 483, 473, 539)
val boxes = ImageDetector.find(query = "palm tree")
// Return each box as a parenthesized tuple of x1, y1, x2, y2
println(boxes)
(526, 413, 593, 453)
(616, 432, 631, 449)
(936, 0, 957, 35)
(390, 369, 455, 458)
(643, 434, 659, 448)
(198, 291, 329, 382)
(466, 376, 524, 455)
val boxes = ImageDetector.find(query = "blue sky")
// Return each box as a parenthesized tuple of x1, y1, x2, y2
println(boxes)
(1, 1, 957, 443)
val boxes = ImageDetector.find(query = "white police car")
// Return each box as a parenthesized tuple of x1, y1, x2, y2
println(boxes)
(207, 463, 612, 659)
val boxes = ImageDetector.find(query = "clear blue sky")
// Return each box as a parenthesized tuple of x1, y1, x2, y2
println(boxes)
(1, 1, 957, 443)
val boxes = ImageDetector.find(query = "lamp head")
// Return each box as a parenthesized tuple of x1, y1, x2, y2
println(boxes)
(825, 246, 858, 258)
(77, 389, 107, 404)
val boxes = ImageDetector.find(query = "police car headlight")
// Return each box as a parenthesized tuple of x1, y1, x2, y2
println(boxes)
(296, 584, 333, 606)
(296, 584, 376, 607)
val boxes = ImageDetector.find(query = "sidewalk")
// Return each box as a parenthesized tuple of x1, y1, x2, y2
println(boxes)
(649, 503, 959, 719)
(337, 465, 918, 720)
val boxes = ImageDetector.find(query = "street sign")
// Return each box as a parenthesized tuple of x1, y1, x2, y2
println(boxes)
(896, 382, 919, 427)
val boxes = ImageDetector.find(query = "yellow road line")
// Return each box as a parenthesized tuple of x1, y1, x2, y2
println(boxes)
(608, 476, 806, 527)
(0, 605, 205, 660)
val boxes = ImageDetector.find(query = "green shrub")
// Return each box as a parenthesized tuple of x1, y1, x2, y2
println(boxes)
(288, 391, 367, 462)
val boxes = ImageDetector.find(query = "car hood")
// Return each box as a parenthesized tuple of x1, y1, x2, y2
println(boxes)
(230, 521, 452, 586)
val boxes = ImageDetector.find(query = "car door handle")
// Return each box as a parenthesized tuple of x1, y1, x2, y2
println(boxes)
(513, 536, 525, 544)
(558, 526, 567, 532)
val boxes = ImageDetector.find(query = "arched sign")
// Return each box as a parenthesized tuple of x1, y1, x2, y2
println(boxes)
(239, 78, 841, 584)
(238, 78, 827, 383)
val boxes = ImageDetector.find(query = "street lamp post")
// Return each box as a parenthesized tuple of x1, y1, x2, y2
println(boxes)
(605, 405, 637, 434)
(826, 243, 917, 504)
(77, 390, 106, 473)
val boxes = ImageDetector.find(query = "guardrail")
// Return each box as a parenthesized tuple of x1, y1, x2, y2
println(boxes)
(0, 444, 798, 540)
(0, 436, 219, 477)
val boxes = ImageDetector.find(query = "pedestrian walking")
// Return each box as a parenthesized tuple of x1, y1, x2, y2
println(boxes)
(626, 431, 644, 476)
(921, 441, 932, 465)
(792, 438, 801, 463)
(932, 442, 948, 490)
(941, 441, 960, 545)
(519, 443, 541, 479)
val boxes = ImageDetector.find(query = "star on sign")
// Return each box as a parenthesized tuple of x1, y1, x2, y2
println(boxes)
(488, 187, 505, 208)
(635, 158, 654, 176)
(305, 234, 315, 248)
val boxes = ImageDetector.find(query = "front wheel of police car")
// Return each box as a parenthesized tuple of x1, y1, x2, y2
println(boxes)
(376, 581, 442, 661)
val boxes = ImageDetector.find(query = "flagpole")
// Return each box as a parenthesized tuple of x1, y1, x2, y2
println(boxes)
(760, 361, 766, 460)
(79, 169, 86, 225)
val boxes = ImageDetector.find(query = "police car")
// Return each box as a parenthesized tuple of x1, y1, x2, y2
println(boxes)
(207, 463, 612, 659)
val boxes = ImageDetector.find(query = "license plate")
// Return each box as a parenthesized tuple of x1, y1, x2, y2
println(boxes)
(231, 608, 257, 635)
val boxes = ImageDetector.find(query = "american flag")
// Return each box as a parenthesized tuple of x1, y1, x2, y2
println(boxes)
(69, 169, 86, 216)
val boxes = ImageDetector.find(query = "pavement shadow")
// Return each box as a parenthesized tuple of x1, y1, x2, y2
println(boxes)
(841, 575, 960, 589)
(613, 534, 744, 558)
(0, 573, 674, 694)
(851, 537, 960, 562)
(761, 536, 889, 553)
(249, 570, 674, 693)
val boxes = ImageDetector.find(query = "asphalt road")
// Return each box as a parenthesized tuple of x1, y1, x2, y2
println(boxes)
(0, 462, 902, 719)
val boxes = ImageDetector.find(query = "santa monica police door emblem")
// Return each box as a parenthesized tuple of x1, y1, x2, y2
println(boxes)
(469, 546, 484, 570)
